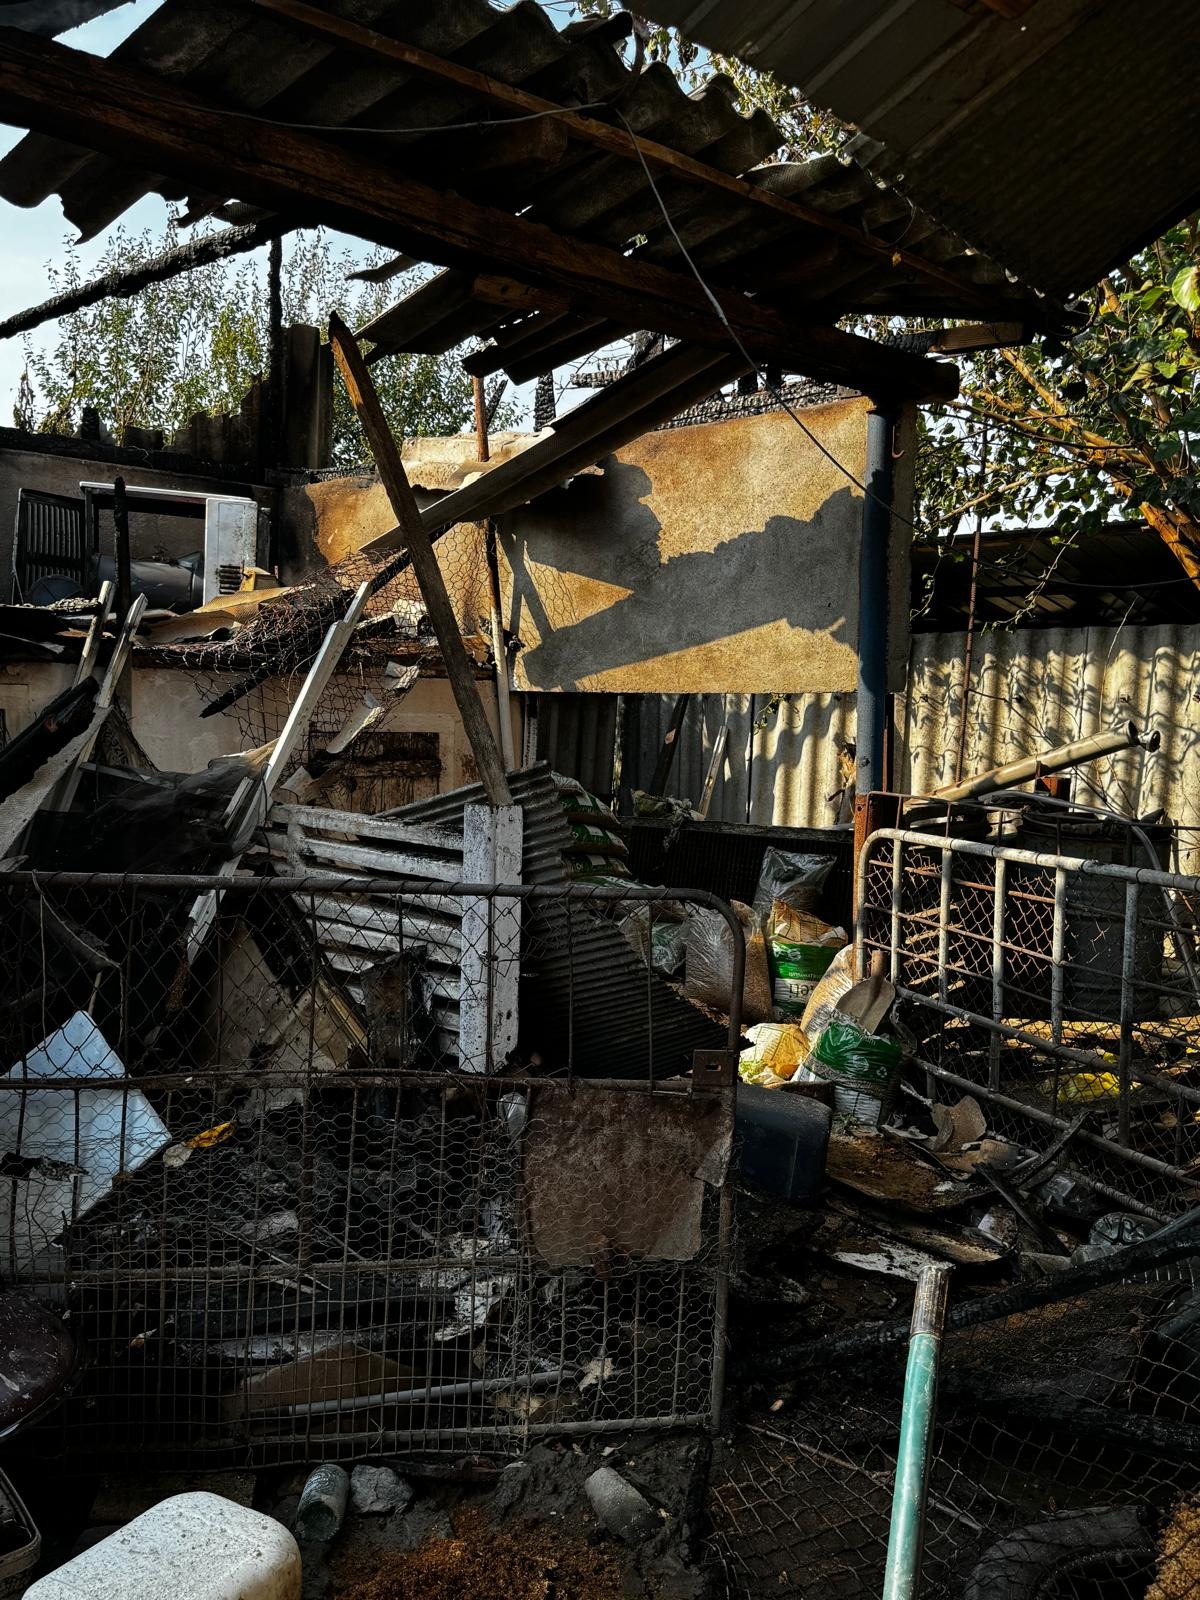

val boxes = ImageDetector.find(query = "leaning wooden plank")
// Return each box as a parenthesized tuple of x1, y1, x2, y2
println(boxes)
(184, 580, 370, 963)
(45, 591, 146, 816)
(328, 315, 512, 807)
(0, 708, 109, 858)
(71, 579, 115, 688)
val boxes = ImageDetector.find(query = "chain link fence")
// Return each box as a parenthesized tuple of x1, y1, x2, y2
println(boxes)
(712, 1237, 1200, 1600)
(0, 872, 736, 1470)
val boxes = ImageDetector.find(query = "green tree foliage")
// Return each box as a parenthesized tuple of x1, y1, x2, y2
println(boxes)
(919, 222, 1200, 589)
(18, 225, 515, 466)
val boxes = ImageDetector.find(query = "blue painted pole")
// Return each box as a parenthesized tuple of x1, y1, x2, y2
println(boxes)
(882, 1263, 952, 1600)
(857, 404, 899, 795)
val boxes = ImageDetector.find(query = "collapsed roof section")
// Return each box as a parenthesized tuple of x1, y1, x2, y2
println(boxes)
(638, 0, 1200, 300)
(0, 0, 1057, 422)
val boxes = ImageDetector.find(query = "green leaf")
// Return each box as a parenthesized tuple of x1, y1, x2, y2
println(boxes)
(1171, 264, 1200, 313)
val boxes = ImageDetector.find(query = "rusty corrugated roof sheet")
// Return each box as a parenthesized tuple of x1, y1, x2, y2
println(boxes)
(0, 0, 1045, 399)
(638, 0, 1200, 298)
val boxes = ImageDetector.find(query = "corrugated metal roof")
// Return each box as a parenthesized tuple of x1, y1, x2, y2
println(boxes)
(0, 0, 1043, 405)
(387, 760, 729, 1076)
(3, 2, 133, 36)
(639, 0, 1200, 297)
(913, 524, 1200, 632)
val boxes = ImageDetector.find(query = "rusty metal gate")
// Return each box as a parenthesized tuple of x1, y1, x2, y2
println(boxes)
(856, 827, 1200, 1216)
(0, 872, 737, 1468)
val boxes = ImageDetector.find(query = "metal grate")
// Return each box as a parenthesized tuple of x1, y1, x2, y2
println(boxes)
(0, 873, 736, 1470)
(11, 487, 86, 601)
(856, 828, 1200, 1217)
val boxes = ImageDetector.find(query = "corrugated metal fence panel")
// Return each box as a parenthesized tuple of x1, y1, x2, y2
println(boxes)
(635, 695, 749, 822)
(900, 624, 1200, 873)
(748, 691, 856, 830)
(535, 694, 617, 801)
(620, 623, 1200, 866)
(632, 692, 855, 829)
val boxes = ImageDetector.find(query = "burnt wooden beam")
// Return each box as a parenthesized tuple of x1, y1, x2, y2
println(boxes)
(0, 27, 958, 402)
(0, 218, 286, 341)
(327, 314, 512, 806)
(247, 0, 1000, 319)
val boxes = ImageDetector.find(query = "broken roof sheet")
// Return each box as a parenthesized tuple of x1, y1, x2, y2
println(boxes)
(1, 1, 133, 36)
(638, 0, 1200, 298)
(913, 522, 1200, 633)
(0, 0, 1044, 398)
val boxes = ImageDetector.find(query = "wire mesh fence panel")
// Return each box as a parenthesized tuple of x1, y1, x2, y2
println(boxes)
(711, 1243, 1200, 1600)
(0, 874, 736, 1470)
(857, 830, 1200, 1218)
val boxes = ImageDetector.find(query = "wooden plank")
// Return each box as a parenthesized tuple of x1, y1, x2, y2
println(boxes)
(0, 710, 109, 858)
(71, 578, 114, 687)
(269, 802, 462, 855)
(328, 315, 513, 807)
(0, 221, 285, 341)
(47, 590, 146, 815)
(246, 0, 1000, 316)
(459, 803, 522, 1074)
(324, 945, 462, 1001)
(368, 344, 748, 550)
(0, 28, 960, 402)
(307, 896, 460, 938)
(316, 919, 462, 962)
(184, 581, 370, 962)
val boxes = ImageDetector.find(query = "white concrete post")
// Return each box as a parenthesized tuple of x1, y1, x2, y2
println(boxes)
(459, 803, 523, 1073)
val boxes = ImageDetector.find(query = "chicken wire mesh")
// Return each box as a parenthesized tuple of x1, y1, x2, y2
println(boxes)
(711, 1242, 1200, 1600)
(0, 872, 735, 1470)
(138, 530, 496, 794)
(856, 828, 1200, 1219)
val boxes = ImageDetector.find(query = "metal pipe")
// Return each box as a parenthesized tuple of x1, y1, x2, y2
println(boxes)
(282, 1367, 571, 1420)
(882, 1264, 952, 1600)
(856, 404, 898, 795)
(932, 723, 1157, 804)
(858, 827, 1200, 895)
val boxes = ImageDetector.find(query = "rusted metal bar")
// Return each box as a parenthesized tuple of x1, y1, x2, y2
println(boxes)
(989, 855, 1005, 1089)
(932, 723, 1157, 804)
(860, 828, 1200, 895)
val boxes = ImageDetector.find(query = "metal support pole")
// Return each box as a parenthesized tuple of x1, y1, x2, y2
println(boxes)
(856, 404, 898, 795)
(112, 475, 132, 715)
(883, 1263, 952, 1600)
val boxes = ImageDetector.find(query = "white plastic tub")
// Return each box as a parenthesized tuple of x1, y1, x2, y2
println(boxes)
(25, 1492, 300, 1600)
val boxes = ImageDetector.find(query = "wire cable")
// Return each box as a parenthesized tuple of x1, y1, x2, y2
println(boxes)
(614, 108, 925, 532)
